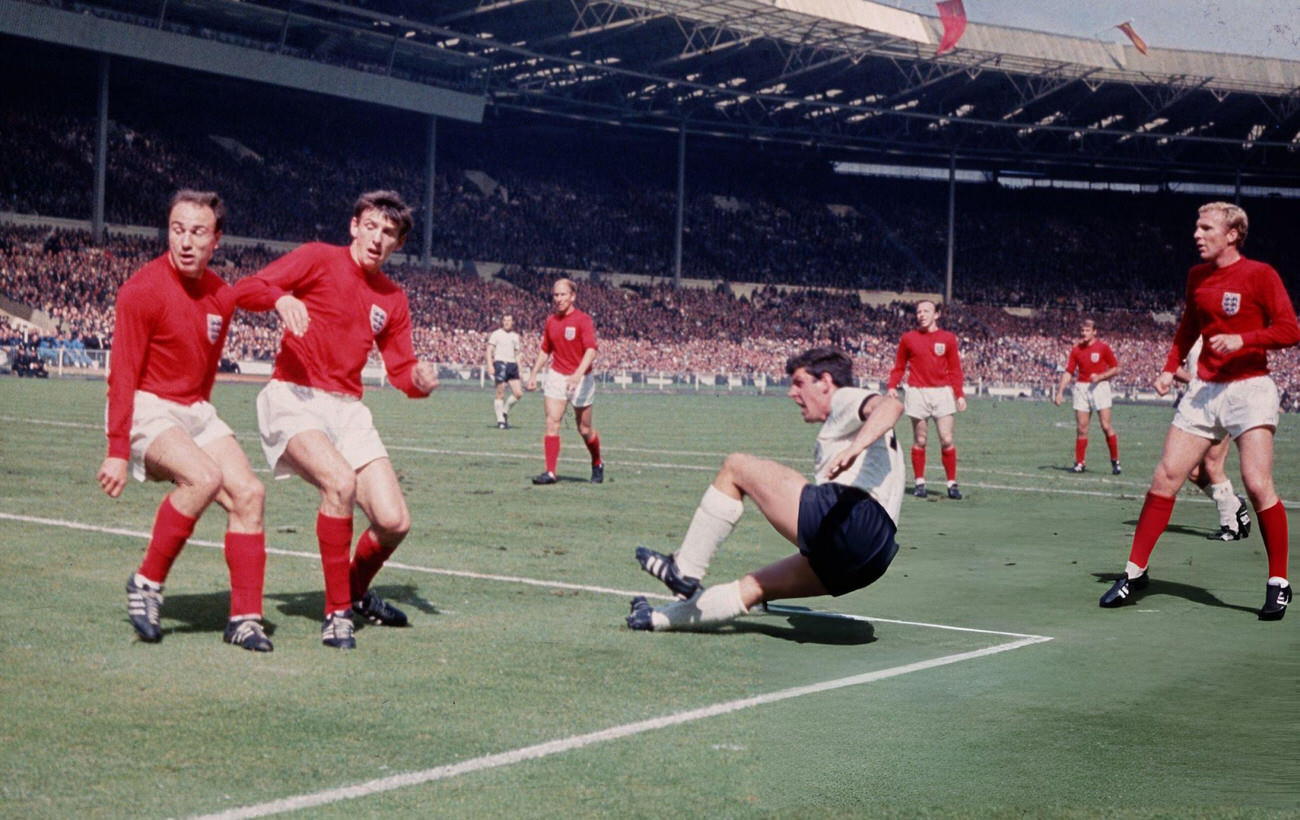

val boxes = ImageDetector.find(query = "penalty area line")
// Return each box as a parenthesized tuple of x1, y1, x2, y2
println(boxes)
(190, 633, 1051, 820)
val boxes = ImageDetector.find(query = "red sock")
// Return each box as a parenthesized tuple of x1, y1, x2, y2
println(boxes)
(138, 496, 198, 584)
(1256, 502, 1290, 580)
(316, 512, 354, 615)
(350, 529, 397, 602)
(544, 435, 561, 474)
(941, 446, 958, 482)
(1107, 433, 1120, 461)
(911, 445, 926, 482)
(1128, 492, 1176, 570)
(224, 531, 266, 618)
(1075, 438, 1088, 465)
(584, 433, 602, 466)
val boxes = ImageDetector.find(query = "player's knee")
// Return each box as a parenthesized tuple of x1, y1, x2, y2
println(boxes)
(319, 469, 358, 510)
(371, 507, 411, 541)
(228, 474, 266, 517)
(186, 462, 224, 503)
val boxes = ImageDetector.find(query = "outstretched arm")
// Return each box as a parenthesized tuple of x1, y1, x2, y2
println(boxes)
(827, 394, 905, 479)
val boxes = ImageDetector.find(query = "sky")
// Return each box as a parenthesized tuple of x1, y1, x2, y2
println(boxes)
(888, 0, 1300, 60)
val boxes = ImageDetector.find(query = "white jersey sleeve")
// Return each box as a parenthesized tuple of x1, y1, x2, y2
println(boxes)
(812, 387, 906, 526)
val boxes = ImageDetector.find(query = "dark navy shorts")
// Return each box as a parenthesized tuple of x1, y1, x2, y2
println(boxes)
(493, 361, 521, 383)
(796, 482, 899, 597)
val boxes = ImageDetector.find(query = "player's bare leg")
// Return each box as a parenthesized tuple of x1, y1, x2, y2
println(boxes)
(351, 457, 411, 626)
(1071, 409, 1091, 471)
(534, 395, 568, 483)
(126, 428, 224, 643)
(935, 413, 960, 497)
(910, 416, 929, 495)
(203, 435, 272, 650)
(573, 402, 603, 482)
(1098, 406, 1121, 474)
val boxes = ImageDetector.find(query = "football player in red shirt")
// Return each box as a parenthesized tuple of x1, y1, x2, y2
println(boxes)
(525, 278, 603, 485)
(1100, 202, 1299, 620)
(235, 191, 439, 649)
(887, 300, 966, 499)
(97, 190, 271, 652)
(1054, 319, 1122, 474)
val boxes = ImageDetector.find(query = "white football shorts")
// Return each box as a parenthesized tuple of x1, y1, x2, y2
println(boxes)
(542, 369, 595, 408)
(902, 385, 956, 420)
(1173, 375, 1279, 441)
(256, 379, 388, 479)
(1072, 380, 1113, 412)
(126, 391, 234, 482)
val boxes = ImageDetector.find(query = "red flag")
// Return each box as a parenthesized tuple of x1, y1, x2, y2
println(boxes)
(936, 0, 967, 55)
(1116, 21, 1149, 55)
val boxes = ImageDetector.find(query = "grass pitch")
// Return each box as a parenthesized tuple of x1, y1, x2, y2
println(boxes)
(0, 378, 1296, 818)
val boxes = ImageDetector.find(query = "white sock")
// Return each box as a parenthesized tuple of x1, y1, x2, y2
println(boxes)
(493, 399, 505, 423)
(1268, 576, 1290, 588)
(133, 572, 163, 591)
(1209, 481, 1238, 528)
(1125, 561, 1146, 579)
(651, 581, 748, 631)
(504, 394, 519, 413)
(674, 486, 745, 580)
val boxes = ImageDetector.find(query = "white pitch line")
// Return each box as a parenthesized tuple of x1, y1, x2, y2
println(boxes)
(0, 512, 668, 602)
(0, 412, 1273, 504)
(190, 632, 1050, 820)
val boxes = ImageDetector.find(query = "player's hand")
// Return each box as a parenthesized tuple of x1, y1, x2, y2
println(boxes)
(413, 361, 439, 394)
(564, 373, 580, 393)
(886, 388, 899, 400)
(97, 456, 128, 498)
(274, 294, 310, 337)
(1053, 392, 1062, 406)
(956, 397, 967, 412)
(1208, 333, 1244, 354)
(525, 375, 537, 392)
(1153, 371, 1176, 396)
(827, 447, 862, 479)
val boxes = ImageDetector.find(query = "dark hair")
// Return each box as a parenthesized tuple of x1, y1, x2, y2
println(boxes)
(353, 190, 413, 240)
(169, 189, 225, 232)
(785, 346, 854, 388)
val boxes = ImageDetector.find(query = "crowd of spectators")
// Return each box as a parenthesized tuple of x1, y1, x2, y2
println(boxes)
(4, 224, 1300, 410)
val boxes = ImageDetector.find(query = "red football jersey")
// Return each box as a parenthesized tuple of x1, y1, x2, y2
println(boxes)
(105, 254, 234, 459)
(540, 307, 597, 376)
(1162, 256, 1300, 382)
(234, 243, 426, 398)
(1065, 340, 1118, 382)
(887, 328, 964, 398)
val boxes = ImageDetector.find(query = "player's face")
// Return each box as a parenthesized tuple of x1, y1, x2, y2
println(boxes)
(787, 367, 834, 422)
(502, 315, 514, 331)
(551, 283, 575, 315)
(915, 301, 937, 330)
(1080, 325, 1096, 343)
(350, 208, 405, 273)
(166, 201, 220, 279)
(1194, 210, 1239, 265)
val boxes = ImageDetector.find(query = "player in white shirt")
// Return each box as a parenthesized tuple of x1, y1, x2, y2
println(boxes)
(627, 347, 905, 631)
(485, 314, 524, 429)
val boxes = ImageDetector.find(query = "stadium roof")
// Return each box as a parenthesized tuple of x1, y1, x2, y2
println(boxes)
(6, 0, 1300, 185)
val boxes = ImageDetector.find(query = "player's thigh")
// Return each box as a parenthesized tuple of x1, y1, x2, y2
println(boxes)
(746, 553, 829, 604)
(1202, 435, 1231, 479)
(1074, 410, 1091, 434)
(203, 435, 264, 514)
(145, 426, 220, 491)
(934, 413, 955, 441)
(543, 395, 568, 422)
(723, 454, 806, 544)
(1235, 427, 1278, 503)
(1153, 426, 1213, 493)
(910, 415, 928, 444)
(355, 457, 410, 535)
(282, 429, 356, 496)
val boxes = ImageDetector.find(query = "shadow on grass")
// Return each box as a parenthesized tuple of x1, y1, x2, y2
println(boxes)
(1092, 571, 1258, 614)
(1119, 519, 1220, 539)
(680, 607, 876, 645)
